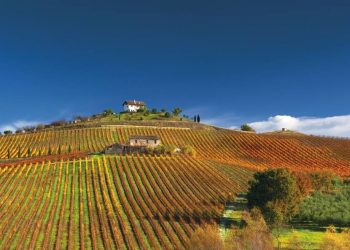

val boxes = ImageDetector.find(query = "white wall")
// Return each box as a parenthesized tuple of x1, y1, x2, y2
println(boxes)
(124, 104, 142, 112)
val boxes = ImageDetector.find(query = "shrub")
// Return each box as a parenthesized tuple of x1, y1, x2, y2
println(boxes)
(181, 145, 196, 157)
(103, 109, 114, 116)
(230, 208, 273, 250)
(188, 224, 224, 250)
(241, 124, 255, 132)
(51, 120, 66, 127)
(153, 145, 166, 155)
(319, 226, 350, 250)
(24, 126, 35, 132)
(164, 112, 171, 118)
(36, 124, 45, 131)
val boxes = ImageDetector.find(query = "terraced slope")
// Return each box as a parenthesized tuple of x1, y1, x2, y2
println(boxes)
(1, 126, 350, 175)
(0, 155, 253, 249)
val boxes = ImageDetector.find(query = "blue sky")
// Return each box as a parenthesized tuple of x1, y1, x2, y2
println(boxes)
(1, 1, 350, 135)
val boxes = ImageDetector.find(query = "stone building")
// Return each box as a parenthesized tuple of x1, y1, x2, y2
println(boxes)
(104, 135, 161, 154)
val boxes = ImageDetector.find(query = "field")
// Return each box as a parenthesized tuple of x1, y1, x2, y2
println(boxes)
(1, 126, 350, 176)
(0, 155, 253, 249)
(1, 124, 350, 248)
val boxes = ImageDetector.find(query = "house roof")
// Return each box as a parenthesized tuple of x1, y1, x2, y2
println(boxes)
(129, 135, 160, 140)
(123, 100, 145, 106)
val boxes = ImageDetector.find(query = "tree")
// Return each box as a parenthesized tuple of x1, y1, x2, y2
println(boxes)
(241, 124, 255, 132)
(193, 115, 197, 122)
(197, 115, 201, 123)
(294, 172, 314, 196)
(7, 148, 10, 159)
(18, 146, 21, 158)
(4, 130, 13, 135)
(310, 171, 336, 193)
(27, 147, 31, 157)
(164, 112, 171, 118)
(103, 109, 114, 116)
(48, 145, 52, 155)
(58, 145, 62, 155)
(172, 107, 182, 116)
(68, 144, 72, 153)
(247, 168, 303, 225)
(151, 108, 157, 114)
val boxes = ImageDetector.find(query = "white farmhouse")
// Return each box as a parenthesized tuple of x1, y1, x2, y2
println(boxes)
(123, 100, 146, 112)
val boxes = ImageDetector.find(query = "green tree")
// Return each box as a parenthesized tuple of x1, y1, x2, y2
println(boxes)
(58, 145, 62, 155)
(241, 124, 255, 132)
(172, 107, 182, 116)
(18, 146, 21, 158)
(103, 109, 114, 116)
(247, 168, 303, 225)
(27, 147, 31, 157)
(310, 171, 336, 193)
(68, 144, 72, 153)
(164, 112, 171, 118)
(48, 145, 52, 155)
(7, 148, 10, 159)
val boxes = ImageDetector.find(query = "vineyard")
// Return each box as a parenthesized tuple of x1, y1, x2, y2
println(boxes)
(1, 126, 350, 175)
(0, 155, 253, 249)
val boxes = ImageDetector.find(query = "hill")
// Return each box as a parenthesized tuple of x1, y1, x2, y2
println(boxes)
(1, 123, 350, 176)
(1, 120, 350, 248)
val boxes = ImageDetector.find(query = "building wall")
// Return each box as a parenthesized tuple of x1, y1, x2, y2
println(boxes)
(104, 144, 123, 154)
(104, 144, 148, 154)
(129, 139, 161, 147)
(123, 104, 143, 112)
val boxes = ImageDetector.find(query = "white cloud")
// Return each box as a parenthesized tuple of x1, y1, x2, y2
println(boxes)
(247, 115, 350, 137)
(0, 120, 42, 132)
